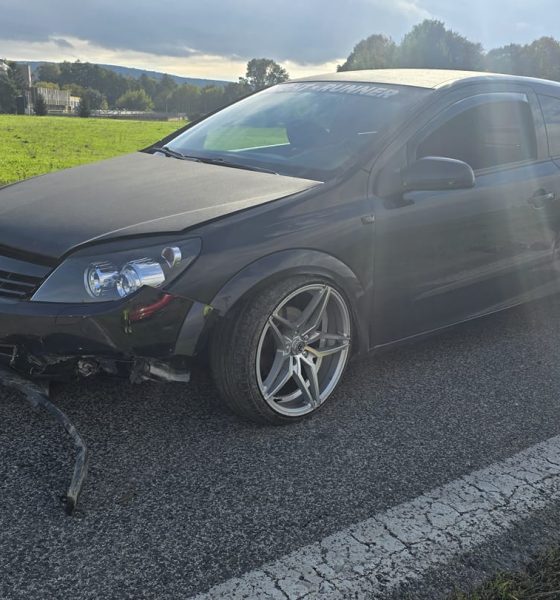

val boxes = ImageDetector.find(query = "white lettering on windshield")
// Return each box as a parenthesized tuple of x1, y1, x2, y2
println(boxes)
(280, 82, 400, 99)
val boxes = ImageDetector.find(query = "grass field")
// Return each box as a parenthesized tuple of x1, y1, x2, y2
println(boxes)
(451, 546, 560, 599)
(0, 115, 183, 186)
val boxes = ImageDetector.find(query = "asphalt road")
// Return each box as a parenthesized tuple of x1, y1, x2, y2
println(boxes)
(3, 297, 560, 599)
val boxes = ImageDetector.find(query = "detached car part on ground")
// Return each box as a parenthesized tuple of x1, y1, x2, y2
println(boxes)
(3, 68, 560, 432)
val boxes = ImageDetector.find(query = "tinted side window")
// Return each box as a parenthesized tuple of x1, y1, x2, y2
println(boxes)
(539, 94, 560, 157)
(417, 100, 537, 171)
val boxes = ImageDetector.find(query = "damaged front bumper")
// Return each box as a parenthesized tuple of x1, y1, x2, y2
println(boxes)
(0, 288, 215, 514)
(0, 286, 213, 382)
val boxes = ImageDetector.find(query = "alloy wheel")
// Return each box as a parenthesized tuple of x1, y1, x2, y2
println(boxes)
(255, 283, 351, 417)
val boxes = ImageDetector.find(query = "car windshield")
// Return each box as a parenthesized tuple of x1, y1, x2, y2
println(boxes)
(164, 82, 430, 181)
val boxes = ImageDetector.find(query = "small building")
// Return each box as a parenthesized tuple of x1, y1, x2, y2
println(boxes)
(33, 87, 81, 114)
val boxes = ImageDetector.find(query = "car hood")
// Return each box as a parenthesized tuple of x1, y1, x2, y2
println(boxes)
(0, 152, 320, 260)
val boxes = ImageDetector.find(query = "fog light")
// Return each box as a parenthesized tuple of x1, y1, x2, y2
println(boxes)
(116, 259, 166, 298)
(85, 263, 118, 298)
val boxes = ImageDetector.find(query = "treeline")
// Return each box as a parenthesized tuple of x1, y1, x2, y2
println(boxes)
(0, 57, 289, 118)
(34, 61, 248, 116)
(339, 19, 560, 81)
(0, 61, 28, 113)
(6, 19, 560, 118)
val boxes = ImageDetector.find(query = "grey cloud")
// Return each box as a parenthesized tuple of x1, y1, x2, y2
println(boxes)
(51, 37, 74, 49)
(0, 0, 559, 64)
(0, 0, 425, 63)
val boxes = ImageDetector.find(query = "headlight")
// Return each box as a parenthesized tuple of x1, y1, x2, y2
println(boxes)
(31, 237, 201, 303)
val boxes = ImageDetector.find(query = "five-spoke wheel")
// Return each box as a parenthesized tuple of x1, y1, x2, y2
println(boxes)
(211, 277, 352, 424)
(256, 283, 351, 417)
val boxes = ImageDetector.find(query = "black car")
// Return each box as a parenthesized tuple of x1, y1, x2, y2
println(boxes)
(2, 68, 560, 424)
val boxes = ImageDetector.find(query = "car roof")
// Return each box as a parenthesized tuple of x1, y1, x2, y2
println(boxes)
(290, 68, 560, 91)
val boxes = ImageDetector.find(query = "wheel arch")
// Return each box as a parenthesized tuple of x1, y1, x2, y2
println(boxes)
(180, 249, 370, 357)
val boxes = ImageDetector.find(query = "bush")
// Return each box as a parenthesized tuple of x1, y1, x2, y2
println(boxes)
(115, 89, 154, 111)
(77, 96, 91, 118)
(0, 76, 18, 114)
(81, 88, 107, 110)
(34, 94, 47, 116)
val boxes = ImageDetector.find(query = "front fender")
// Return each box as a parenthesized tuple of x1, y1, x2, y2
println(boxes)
(175, 249, 370, 356)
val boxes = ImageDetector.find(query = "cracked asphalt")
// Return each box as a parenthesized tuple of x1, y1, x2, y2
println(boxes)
(3, 296, 560, 599)
(196, 435, 560, 598)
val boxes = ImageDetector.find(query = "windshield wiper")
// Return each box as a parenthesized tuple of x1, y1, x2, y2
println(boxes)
(152, 147, 276, 174)
(151, 146, 201, 162)
(195, 157, 277, 175)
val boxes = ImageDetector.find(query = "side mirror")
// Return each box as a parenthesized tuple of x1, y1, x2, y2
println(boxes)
(401, 156, 475, 192)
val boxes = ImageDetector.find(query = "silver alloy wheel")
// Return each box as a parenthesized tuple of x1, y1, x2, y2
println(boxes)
(255, 283, 351, 417)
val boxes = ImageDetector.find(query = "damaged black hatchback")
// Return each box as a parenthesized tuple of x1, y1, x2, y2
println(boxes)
(4, 68, 560, 424)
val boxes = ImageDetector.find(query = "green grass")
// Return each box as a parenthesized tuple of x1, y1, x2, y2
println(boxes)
(451, 546, 560, 599)
(0, 115, 182, 186)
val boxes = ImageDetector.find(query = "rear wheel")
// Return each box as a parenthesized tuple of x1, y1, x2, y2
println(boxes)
(211, 276, 352, 424)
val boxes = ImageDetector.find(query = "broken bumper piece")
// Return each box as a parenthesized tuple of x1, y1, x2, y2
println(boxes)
(0, 366, 88, 515)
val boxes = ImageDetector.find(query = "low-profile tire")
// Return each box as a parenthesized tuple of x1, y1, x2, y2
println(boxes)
(210, 276, 352, 424)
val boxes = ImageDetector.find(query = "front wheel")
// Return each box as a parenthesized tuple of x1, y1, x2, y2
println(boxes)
(210, 277, 352, 424)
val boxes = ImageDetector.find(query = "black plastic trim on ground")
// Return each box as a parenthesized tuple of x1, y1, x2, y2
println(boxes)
(0, 366, 88, 515)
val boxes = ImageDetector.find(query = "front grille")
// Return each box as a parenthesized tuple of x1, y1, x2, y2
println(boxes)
(0, 255, 51, 300)
(0, 269, 43, 299)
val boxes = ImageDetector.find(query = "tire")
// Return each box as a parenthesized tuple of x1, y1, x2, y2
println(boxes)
(210, 276, 352, 424)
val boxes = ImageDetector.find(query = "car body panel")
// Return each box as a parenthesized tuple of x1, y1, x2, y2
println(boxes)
(0, 152, 320, 260)
(370, 83, 560, 343)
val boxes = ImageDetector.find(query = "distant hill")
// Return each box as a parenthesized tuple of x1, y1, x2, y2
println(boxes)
(23, 61, 230, 88)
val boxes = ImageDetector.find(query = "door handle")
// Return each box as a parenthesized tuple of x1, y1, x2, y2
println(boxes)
(528, 190, 556, 209)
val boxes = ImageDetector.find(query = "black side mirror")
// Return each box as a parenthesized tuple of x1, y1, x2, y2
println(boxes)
(401, 156, 475, 192)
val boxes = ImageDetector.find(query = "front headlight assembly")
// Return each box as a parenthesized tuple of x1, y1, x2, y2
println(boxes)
(31, 237, 201, 303)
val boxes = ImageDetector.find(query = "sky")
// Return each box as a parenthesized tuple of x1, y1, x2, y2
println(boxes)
(0, 0, 559, 81)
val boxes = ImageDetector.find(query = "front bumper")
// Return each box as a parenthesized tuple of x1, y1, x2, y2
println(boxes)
(0, 287, 211, 379)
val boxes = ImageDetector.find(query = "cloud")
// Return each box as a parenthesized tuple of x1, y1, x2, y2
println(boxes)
(0, 36, 342, 81)
(51, 37, 74, 49)
(0, 0, 428, 64)
(1, 0, 560, 76)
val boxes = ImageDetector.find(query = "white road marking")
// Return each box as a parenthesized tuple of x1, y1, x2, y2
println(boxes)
(190, 435, 560, 599)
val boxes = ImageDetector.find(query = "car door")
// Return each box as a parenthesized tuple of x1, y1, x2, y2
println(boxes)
(371, 89, 560, 346)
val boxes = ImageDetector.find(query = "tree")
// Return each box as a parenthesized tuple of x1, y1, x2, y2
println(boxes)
(7, 61, 28, 93)
(0, 75, 18, 113)
(484, 38, 560, 81)
(241, 58, 289, 91)
(199, 85, 227, 114)
(398, 20, 483, 70)
(527, 37, 560, 81)
(223, 81, 252, 104)
(52, 61, 134, 107)
(34, 81, 59, 89)
(485, 44, 531, 75)
(338, 35, 397, 71)
(116, 89, 154, 111)
(36, 62, 61, 84)
(77, 96, 91, 117)
(0, 60, 28, 113)
(154, 74, 178, 111)
(34, 93, 47, 116)
(139, 73, 158, 99)
(62, 83, 86, 97)
(168, 84, 201, 115)
(81, 87, 107, 110)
